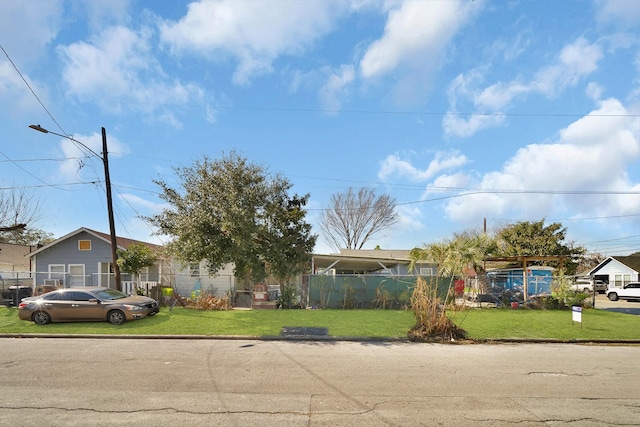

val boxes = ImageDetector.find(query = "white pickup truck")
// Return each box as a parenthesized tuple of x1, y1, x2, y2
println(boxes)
(570, 279, 607, 294)
(606, 282, 640, 301)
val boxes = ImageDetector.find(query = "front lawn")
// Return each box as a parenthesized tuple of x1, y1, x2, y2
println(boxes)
(448, 308, 640, 341)
(0, 307, 414, 338)
(2, 306, 640, 341)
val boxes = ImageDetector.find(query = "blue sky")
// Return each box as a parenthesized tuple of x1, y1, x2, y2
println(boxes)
(1, 0, 640, 255)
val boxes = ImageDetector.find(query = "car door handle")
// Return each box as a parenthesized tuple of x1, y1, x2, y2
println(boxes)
(72, 304, 79, 307)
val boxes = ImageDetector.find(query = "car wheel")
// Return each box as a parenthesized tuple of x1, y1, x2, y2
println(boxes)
(107, 310, 126, 325)
(608, 293, 618, 301)
(32, 311, 51, 325)
(583, 288, 590, 293)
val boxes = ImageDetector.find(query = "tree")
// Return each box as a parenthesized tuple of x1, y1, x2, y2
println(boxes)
(261, 191, 317, 287)
(0, 188, 52, 245)
(320, 187, 399, 250)
(411, 230, 496, 291)
(495, 219, 586, 275)
(116, 242, 158, 293)
(0, 227, 54, 246)
(148, 152, 316, 284)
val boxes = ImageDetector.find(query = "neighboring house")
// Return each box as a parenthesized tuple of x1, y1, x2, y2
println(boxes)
(28, 227, 163, 290)
(311, 248, 437, 276)
(587, 256, 640, 288)
(167, 259, 237, 300)
(0, 242, 35, 273)
(0, 242, 37, 302)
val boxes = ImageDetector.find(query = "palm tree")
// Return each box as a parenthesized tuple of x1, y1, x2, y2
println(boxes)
(407, 231, 496, 340)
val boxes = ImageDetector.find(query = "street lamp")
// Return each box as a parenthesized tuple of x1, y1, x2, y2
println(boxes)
(29, 124, 122, 291)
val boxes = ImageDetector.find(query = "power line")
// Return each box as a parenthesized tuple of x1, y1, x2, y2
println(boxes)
(0, 44, 68, 136)
(97, 99, 640, 118)
(0, 182, 103, 191)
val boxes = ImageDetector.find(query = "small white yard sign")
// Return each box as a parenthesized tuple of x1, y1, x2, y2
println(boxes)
(572, 306, 582, 328)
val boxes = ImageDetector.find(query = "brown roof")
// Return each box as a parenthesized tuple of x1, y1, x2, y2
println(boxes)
(612, 256, 640, 272)
(87, 229, 163, 252)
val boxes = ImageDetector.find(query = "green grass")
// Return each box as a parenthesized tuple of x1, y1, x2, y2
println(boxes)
(2, 306, 640, 341)
(0, 307, 414, 338)
(449, 308, 640, 341)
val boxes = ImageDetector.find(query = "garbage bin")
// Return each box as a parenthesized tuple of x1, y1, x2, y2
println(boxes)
(9, 286, 33, 306)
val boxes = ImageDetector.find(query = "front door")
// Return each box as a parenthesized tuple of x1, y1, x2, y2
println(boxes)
(68, 265, 85, 287)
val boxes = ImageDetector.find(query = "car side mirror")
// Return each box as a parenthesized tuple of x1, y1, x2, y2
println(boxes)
(89, 298, 100, 304)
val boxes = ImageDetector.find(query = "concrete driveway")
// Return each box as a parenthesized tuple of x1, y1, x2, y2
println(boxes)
(593, 293, 640, 315)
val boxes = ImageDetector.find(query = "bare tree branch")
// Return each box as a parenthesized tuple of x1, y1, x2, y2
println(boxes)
(320, 187, 399, 251)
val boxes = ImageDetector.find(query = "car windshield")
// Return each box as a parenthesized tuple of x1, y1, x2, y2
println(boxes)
(95, 288, 127, 301)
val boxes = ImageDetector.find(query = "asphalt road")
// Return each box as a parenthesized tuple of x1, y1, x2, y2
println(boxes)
(1, 338, 639, 426)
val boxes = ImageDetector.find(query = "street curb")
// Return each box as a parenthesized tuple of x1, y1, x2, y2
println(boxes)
(1, 333, 639, 344)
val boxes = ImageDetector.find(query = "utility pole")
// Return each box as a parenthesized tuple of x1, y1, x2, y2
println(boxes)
(101, 127, 121, 291)
(30, 124, 122, 291)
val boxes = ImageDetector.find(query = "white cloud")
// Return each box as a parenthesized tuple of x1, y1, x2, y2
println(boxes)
(59, 26, 204, 126)
(532, 38, 603, 96)
(118, 193, 166, 213)
(318, 65, 355, 111)
(160, 0, 346, 85)
(440, 98, 640, 224)
(360, 0, 479, 79)
(594, 0, 640, 28)
(378, 151, 468, 182)
(58, 131, 129, 181)
(444, 37, 603, 138)
(0, 61, 51, 114)
(0, 1, 63, 65)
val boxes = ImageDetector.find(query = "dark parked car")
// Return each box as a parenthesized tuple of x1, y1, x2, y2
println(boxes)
(18, 287, 159, 325)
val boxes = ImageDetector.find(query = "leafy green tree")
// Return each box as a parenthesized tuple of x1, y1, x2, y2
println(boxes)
(148, 152, 316, 284)
(116, 242, 158, 291)
(495, 219, 586, 275)
(261, 190, 317, 288)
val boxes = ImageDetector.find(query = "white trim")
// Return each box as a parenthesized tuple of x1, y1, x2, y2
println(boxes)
(68, 264, 86, 287)
(49, 264, 65, 286)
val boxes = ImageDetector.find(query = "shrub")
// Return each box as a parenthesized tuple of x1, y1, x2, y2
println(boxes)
(277, 284, 302, 309)
(187, 293, 231, 310)
(408, 276, 466, 341)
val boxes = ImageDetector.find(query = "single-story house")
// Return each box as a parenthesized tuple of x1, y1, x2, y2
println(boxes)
(27, 227, 238, 300)
(28, 227, 163, 292)
(587, 256, 640, 288)
(311, 248, 436, 276)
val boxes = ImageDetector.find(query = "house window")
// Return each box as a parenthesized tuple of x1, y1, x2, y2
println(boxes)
(613, 274, 632, 288)
(189, 263, 200, 277)
(139, 267, 150, 282)
(78, 240, 91, 250)
(420, 267, 434, 276)
(49, 264, 65, 286)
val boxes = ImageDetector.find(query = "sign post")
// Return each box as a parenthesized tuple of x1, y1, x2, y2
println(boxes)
(572, 306, 582, 329)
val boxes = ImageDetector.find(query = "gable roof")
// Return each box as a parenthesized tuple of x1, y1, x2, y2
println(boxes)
(589, 256, 640, 275)
(27, 227, 163, 258)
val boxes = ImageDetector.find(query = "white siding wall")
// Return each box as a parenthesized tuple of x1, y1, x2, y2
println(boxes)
(595, 260, 637, 288)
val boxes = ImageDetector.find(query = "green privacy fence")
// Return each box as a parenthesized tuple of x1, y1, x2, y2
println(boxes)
(305, 275, 451, 309)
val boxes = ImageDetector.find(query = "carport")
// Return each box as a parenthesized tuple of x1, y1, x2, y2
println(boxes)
(484, 255, 567, 302)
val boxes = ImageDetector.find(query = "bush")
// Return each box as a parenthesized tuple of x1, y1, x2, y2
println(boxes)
(186, 293, 231, 310)
(408, 276, 466, 341)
